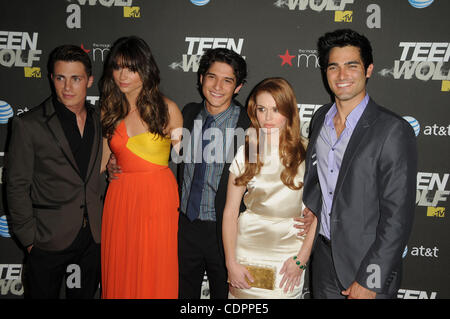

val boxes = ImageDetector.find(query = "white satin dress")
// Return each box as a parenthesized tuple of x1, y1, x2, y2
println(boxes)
(229, 145, 306, 299)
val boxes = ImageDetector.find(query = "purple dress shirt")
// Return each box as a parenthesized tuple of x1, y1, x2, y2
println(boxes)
(316, 94, 370, 240)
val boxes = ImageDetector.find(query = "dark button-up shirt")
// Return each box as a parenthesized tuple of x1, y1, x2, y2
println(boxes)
(53, 97, 94, 180)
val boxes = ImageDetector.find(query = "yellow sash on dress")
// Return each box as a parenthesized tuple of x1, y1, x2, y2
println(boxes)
(126, 132, 171, 166)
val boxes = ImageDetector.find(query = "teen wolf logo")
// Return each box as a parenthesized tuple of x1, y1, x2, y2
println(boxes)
(169, 37, 245, 73)
(66, 0, 134, 29)
(274, 0, 354, 11)
(274, 0, 381, 29)
(0, 31, 41, 68)
(379, 42, 450, 90)
(416, 172, 450, 207)
(0, 264, 23, 296)
(298, 103, 322, 138)
(397, 289, 437, 299)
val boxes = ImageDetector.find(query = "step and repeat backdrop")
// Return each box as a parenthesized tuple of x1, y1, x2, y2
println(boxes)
(0, 0, 449, 299)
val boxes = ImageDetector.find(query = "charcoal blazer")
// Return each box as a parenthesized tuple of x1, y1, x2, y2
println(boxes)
(6, 97, 104, 251)
(303, 98, 417, 295)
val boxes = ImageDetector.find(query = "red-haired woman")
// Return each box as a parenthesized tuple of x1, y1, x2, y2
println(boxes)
(222, 77, 317, 299)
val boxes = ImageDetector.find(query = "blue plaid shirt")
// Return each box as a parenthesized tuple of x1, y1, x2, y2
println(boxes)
(181, 102, 241, 221)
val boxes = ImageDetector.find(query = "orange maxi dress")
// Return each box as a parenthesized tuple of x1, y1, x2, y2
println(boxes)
(101, 121, 179, 299)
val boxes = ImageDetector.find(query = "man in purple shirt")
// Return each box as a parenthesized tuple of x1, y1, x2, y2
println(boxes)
(316, 94, 369, 241)
(302, 29, 417, 299)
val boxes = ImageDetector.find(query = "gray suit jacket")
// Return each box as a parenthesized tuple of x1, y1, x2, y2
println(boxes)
(303, 98, 417, 295)
(6, 97, 104, 251)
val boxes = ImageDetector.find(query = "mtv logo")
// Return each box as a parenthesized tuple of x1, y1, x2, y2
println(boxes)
(24, 67, 41, 78)
(442, 80, 450, 92)
(426, 206, 445, 218)
(335, 11, 353, 22)
(124, 6, 141, 18)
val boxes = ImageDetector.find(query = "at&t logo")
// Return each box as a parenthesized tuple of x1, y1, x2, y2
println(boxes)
(408, 0, 434, 9)
(0, 215, 11, 238)
(403, 116, 420, 136)
(410, 245, 439, 258)
(0, 101, 14, 124)
(191, 0, 210, 6)
(405, 116, 450, 137)
(402, 246, 408, 258)
(423, 123, 450, 137)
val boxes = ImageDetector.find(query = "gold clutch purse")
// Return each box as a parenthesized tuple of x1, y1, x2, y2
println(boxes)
(241, 263, 276, 290)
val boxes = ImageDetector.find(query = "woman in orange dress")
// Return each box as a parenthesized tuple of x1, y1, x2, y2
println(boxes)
(100, 36, 182, 298)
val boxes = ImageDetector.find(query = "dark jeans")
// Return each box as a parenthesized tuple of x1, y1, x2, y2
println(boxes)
(25, 219, 100, 299)
(178, 213, 228, 299)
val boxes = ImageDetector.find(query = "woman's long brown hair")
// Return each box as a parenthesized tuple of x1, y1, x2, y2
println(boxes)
(100, 36, 168, 139)
(235, 77, 306, 190)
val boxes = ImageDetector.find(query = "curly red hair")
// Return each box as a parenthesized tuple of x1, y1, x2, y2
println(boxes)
(235, 77, 306, 190)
